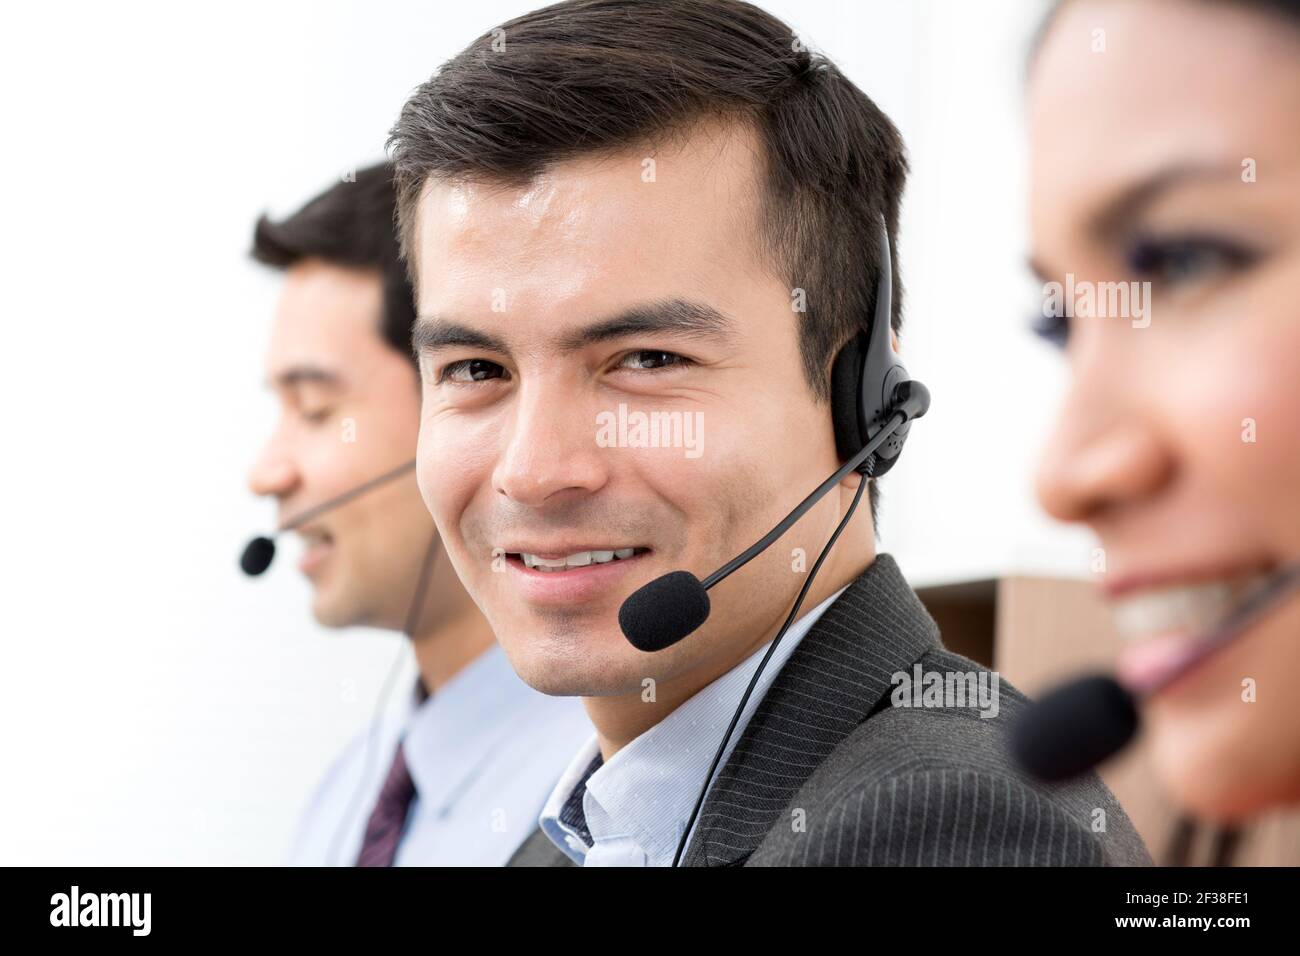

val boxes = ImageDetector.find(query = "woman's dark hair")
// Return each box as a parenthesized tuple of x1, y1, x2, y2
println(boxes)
(251, 163, 417, 368)
(1033, 0, 1300, 67)
(1202, 0, 1299, 18)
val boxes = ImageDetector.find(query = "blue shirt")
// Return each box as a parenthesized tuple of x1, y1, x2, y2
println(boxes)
(288, 642, 592, 866)
(539, 586, 848, 866)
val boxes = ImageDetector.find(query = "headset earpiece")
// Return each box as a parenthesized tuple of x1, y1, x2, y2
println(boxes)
(829, 216, 915, 478)
(830, 333, 868, 464)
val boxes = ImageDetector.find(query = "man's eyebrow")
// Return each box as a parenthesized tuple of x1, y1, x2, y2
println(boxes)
(412, 299, 736, 359)
(555, 299, 736, 352)
(412, 320, 511, 356)
(1087, 162, 1240, 241)
(268, 365, 343, 389)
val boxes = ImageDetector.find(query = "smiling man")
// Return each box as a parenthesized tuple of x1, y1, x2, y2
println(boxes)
(247, 163, 591, 866)
(390, 0, 1149, 866)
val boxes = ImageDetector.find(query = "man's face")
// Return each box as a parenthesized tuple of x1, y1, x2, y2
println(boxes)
(412, 121, 854, 698)
(248, 260, 433, 630)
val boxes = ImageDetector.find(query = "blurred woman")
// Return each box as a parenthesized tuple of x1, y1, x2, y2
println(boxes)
(1027, 0, 1300, 842)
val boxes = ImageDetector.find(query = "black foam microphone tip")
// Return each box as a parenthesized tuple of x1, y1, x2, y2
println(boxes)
(619, 570, 711, 652)
(1011, 674, 1140, 782)
(240, 536, 276, 577)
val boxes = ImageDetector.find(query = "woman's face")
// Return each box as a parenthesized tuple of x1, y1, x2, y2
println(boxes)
(1029, 0, 1300, 821)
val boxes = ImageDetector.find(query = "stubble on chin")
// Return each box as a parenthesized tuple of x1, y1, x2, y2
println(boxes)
(499, 614, 674, 698)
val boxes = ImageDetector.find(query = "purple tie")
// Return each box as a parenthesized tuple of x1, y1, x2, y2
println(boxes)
(355, 741, 417, 867)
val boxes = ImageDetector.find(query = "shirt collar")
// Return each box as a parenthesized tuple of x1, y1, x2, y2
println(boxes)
(539, 735, 603, 862)
(539, 585, 847, 866)
(401, 642, 543, 815)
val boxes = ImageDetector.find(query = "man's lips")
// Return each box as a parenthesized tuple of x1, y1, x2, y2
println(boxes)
(502, 546, 650, 570)
(297, 525, 335, 577)
(500, 547, 653, 607)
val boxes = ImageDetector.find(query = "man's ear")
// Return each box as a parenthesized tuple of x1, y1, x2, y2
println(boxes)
(838, 471, 868, 492)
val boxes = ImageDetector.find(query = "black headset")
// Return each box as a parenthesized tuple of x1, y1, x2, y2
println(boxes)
(243, 214, 930, 867)
(830, 215, 917, 478)
(616, 213, 930, 864)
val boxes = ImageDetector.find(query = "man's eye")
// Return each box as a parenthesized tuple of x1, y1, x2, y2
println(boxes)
(617, 350, 691, 372)
(442, 359, 507, 384)
(1125, 235, 1258, 289)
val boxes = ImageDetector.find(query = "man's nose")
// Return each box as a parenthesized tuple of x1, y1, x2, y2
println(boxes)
(247, 440, 301, 501)
(492, 380, 609, 508)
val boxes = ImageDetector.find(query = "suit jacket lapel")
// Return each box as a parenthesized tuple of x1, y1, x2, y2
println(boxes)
(681, 553, 940, 867)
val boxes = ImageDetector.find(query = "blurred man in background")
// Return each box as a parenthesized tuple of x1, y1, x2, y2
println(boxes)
(247, 163, 590, 865)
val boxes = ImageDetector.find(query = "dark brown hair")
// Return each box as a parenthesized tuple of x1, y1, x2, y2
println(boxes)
(251, 163, 417, 368)
(388, 0, 908, 406)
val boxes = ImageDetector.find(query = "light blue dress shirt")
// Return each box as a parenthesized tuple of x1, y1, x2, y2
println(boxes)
(539, 585, 849, 866)
(287, 641, 593, 866)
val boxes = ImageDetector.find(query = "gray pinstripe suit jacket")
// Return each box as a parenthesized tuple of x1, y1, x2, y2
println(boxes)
(509, 554, 1152, 867)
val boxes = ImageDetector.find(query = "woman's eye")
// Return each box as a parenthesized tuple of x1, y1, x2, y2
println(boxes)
(442, 358, 507, 384)
(618, 350, 691, 372)
(1032, 235, 1261, 350)
(1125, 235, 1257, 289)
(1030, 311, 1070, 350)
(301, 407, 333, 424)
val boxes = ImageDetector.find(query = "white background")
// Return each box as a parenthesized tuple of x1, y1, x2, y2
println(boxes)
(0, 0, 1094, 864)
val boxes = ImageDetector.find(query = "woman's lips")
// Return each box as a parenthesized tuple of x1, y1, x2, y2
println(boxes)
(1103, 560, 1276, 601)
(1115, 631, 1205, 693)
(503, 550, 650, 606)
(1109, 564, 1276, 694)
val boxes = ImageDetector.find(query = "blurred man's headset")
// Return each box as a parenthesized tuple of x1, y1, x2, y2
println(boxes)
(241, 458, 439, 866)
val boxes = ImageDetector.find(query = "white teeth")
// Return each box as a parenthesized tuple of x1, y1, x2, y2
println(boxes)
(1112, 578, 1258, 640)
(518, 549, 641, 571)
